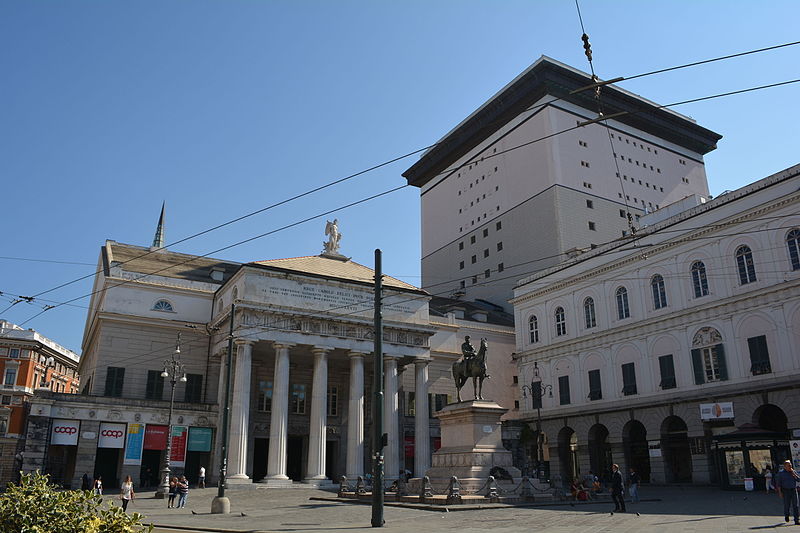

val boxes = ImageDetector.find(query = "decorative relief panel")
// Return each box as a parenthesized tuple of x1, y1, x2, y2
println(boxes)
(240, 310, 429, 347)
(692, 327, 722, 347)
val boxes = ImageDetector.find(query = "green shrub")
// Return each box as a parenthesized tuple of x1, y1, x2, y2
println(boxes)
(0, 472, 152, 533)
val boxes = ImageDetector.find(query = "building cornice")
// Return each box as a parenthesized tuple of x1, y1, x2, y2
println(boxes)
(403, 56, 721, 188)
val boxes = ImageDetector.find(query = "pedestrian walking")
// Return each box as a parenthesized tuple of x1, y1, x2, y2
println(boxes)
(168, 476, 178, 508)
(177, 476, 189, 508)
(611, 464, 626, 513)
(93, 476, 103, 496)
(764, 465, 774, 494)
(119, 475, 135, 512)
(198, 466, 206, 489)
(629, 467, 641, 503)
(775, 460, 800, 525)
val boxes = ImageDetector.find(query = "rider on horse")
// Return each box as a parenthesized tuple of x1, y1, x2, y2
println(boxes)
(461, 336, 477, 362)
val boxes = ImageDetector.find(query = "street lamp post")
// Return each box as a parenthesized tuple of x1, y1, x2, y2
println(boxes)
(520, 361, 553, 480)
(155, 334, 187, 499)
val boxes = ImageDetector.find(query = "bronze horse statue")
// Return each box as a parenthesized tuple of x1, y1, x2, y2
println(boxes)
(452, 338, 489, 401)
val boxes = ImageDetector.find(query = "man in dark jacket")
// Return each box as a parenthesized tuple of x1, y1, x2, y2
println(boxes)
(611, 463, 626, 513)
(775, 460, 800, 524)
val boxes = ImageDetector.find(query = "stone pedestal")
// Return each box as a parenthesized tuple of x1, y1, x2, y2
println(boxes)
(425, 400, 521, 491)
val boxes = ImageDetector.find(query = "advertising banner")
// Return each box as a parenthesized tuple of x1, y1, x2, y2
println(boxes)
(404, 436, 414, 458)
(144, 424, 168, 450)
(124, 423, 145, 465)
(51, 419, 80, 446)
(187, 427, 213, 452)
(699, 402, 734, 421)
(790, 440, 800, 469)
(98, 423, 127, 449)
(170, 426, 188, 467)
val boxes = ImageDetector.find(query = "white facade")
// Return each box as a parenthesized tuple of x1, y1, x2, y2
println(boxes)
(404, 57, 721, 311)
(511, 163, 800, 488)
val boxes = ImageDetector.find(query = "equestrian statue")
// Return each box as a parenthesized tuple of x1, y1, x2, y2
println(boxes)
(452, 336, 490, 402)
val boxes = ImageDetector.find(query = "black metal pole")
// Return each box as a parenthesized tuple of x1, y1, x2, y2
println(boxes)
(218, 303, 235, 498)
(371, 249, 384, 528)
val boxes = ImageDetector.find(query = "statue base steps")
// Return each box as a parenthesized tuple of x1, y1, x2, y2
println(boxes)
(425, 400, 527, 493)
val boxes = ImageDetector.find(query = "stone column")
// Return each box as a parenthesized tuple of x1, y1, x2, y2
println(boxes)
(384, 356, 400, 482)
(228, 340, 253, 482)
(266, 342, 293, 483)
(414, 359, 430, 477)
(305, 347, 330, 482)
(346, 352, 365, 479)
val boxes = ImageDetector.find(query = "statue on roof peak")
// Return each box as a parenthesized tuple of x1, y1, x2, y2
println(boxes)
(323, 219, 342, 255)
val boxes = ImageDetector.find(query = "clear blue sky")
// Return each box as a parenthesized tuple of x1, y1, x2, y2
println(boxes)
(1, 1, 798, 353)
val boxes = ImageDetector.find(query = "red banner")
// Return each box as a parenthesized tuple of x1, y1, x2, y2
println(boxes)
(143, 424, 168, 450)
(433, 437, 441, 452)
(404, 436, 414, 458)
(169, 426, 188, 467)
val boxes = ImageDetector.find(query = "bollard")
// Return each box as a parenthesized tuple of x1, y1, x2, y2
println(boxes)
(356, 475, 366, 494)
(396, 476, 408, 497)
(338, 475, 349, 497)
(520, 476, 531, 500)
(485, 475, 499, 502)
(446, 475, 462, 505)
(420, 475, 433, 501)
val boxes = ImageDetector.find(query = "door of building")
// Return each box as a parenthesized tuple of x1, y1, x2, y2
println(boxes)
(93, 448, 121, 489)
(287, 436, 303, 481)
(253, 438, 268, 482)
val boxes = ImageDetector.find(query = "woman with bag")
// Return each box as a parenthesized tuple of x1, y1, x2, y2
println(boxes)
(120, 475, 135, 512)
(168, 476, 178, 508)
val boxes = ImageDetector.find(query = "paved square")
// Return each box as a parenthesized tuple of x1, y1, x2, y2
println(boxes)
(125, 486, 797, 533)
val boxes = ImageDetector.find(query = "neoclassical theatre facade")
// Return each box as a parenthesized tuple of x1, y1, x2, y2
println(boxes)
(208, 253, 436, 485)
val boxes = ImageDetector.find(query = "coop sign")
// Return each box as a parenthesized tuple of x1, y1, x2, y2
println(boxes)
(51, 419, 80, 445)
(699, 402, 734, 421)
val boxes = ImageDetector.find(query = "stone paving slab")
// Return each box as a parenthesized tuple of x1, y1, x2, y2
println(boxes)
(123, 485, 800, 533)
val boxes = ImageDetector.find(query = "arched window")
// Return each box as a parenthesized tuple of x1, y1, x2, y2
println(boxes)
(232, 286, 239, 302)
(529, 316, 539, 344)
(651, 274, 667, 309)
(787, 229, 800, 271)
(691, 261, 709, 298)
(152, 299, 174, 312)
(583, 297, 596, 328)
(615, 287, 630, 319)
(555, 307, 566, 337)
(735, 245, 756, 284)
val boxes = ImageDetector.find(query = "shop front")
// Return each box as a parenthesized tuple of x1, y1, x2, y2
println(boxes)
(714, 424, 790, 490)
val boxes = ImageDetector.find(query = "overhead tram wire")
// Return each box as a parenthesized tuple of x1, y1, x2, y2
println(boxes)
(10, 39, 800, 308)
(574, 0, 636, 235)
(16, 185, 409, 327)
(91, 215, 800, 371)
(16, 42, 800, 305)
(13, 76, 800, 327)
